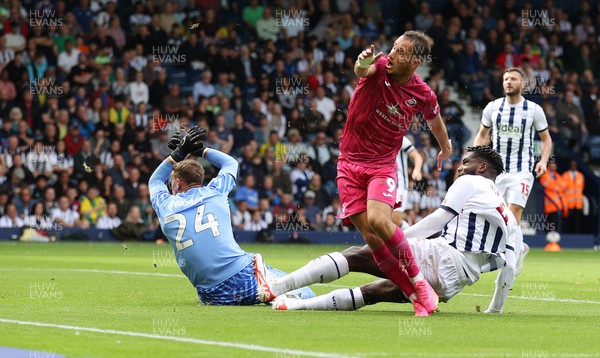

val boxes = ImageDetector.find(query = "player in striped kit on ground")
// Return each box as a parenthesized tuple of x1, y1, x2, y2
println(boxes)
(473, 67, 553, 275)
(270, 146, 518, 313)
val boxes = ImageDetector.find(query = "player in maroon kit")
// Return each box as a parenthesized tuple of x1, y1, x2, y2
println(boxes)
(338, 30, 452, 316)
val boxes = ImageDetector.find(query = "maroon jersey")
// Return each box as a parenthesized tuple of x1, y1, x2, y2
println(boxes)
(339, 56, 440, 167)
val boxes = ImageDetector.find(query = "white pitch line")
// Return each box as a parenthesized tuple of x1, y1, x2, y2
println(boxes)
(0, 267, 184, 278)
(461, 293, 600, 305)
(3, 268, 599, 305)
(392, 353, 600, 357)
(0, 318, 358, 358)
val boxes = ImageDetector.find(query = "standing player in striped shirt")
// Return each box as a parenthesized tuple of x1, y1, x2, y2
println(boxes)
(270, 146, 517, 313)
(392, 137, 424, 228)
(473, 67, 552, 274)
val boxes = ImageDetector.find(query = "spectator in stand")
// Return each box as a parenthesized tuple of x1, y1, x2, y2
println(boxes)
(79, 186, 106, 226)
(458, 42, 484, 88)
(314, 87, 336, 124)
(127, 71, 149, 106)
(111, 185, 132, 220)
(244, 210, 268, 231)
(95, 202, 122, 229)
(495, 43, 519, 70)
(52, 195, 89, 229)
(256, 7, 278, 43)
(290, 159, 314, 201)
(308, 131, 332, 170)
(427, 169, 447, 198)
(419, 184, 442, 217)
(42, 186, 58, 213)
(0, 203, 24, 228)
(307, 173, 330, 209)
(438, 89, 468, 153)
(302, 190, 322, 231)
(193, 70, 216, 104)
(556, 90, 588, 151)
(235, 174, 259, 212)
(419, 133, 439, 178)
(258, 197, 275, 227)
(414, 2, 434, 32)
(232, 199, 252, 230)
(25, 141, 53, 179)
(13, 186, 34, 218)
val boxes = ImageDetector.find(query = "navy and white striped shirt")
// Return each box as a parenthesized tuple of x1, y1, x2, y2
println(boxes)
(395, 137, 416, 191)
(481, 97, 548, 173)
(440, 175, 512, 256)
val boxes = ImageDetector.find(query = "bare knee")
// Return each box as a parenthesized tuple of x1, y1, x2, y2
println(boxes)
(391, 211, 403, 227)
(367, 210, 389, 235)
(361, 230, 383, 248)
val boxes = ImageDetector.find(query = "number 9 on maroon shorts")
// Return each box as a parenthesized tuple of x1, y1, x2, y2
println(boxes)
(336, 160, 398, 223)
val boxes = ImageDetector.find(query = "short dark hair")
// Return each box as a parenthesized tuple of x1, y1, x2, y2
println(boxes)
(504, 67, 525, 80)
(401, 30, 434, 58)
(465, 145, 505, 174)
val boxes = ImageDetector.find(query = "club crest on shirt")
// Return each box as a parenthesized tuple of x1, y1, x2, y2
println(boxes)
(387, 102, 401, 116)
(405, 97, 417, 107)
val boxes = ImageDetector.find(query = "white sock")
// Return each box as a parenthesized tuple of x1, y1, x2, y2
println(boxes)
(409, 272, 424, 284)
(290, 287, 366, 311)
(272, 252, 349, 296)
(514, 227, 526, 277)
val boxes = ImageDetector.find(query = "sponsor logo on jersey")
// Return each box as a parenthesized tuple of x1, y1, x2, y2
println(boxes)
(405, 97, 417, 107)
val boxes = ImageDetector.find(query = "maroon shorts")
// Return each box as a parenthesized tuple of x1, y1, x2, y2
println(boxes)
(336, 160, 398, 223)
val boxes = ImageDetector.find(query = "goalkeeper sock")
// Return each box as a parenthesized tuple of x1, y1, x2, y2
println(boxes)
(286, 288, 365, 311)
(271, 252, 349, 297)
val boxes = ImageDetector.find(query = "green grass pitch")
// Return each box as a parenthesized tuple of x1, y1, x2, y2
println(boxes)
(0, 242, 599, 358)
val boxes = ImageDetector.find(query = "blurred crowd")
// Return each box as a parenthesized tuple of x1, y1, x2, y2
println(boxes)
(0, 0, 598, 237)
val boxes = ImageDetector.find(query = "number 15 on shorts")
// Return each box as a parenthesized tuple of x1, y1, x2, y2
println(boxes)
(521, 183, 530, 196)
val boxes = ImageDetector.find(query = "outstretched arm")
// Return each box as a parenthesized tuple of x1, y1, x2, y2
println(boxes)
(403, 207, 455, 239)
(148, 157, 176, 215)
(408, 149, 424, 181)
(534, 129, 552, 178)
(485, 249, 516, 314)
(354, 44, 383, 78)
(473, 124, 492, 146)
(199, 147, 239, 195)
(428, 114, 453, 170)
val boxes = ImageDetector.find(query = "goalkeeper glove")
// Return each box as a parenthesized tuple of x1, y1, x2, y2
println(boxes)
(169, 126, 208, 162)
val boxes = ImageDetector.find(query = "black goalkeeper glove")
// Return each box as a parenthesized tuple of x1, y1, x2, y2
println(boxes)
(169, 126, 208, 162)
(167, 129, 185, 150)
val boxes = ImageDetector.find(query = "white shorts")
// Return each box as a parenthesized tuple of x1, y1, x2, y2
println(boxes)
(409, 237, 470, 302)
(495, 172, 534, 208)
(393, 187, 408, 212)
